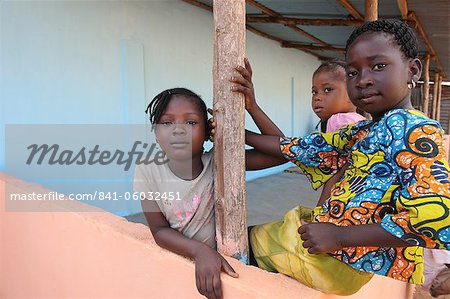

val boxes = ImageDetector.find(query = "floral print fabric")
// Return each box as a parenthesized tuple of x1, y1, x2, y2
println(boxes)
(280, 109, 450, 283)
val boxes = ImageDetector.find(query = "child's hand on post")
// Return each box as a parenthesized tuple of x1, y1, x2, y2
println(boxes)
(230, 58, 258, 113)
(194, 244, 239, 299)
(298, 219, 345, 254)
(207, 108, 215, 142)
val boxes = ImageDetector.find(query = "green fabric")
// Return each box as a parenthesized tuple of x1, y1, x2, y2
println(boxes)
(250, 206, 373, 295)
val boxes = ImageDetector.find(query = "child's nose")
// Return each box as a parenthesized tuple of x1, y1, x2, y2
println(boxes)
(356, 70, 374, 88)
(172, 124, 187, 135)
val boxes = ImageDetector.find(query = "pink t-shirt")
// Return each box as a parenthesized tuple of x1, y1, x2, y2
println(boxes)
(326, 112, 366, 132)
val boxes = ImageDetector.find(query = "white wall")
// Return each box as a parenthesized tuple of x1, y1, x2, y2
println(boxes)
(0, 1, 320, 215)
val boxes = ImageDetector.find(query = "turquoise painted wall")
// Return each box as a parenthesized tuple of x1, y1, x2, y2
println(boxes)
(1, 1, 320, 215)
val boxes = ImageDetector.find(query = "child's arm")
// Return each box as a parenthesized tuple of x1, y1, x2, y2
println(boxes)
(298, 220, 411, 254)
(228, 58, 287, 170)
(245, 149, 287, 170)
(245, 129, 285, 158)
(207, 117, 286, 169)
(250, 124, 409, 252)
(230, 58, 283, 137)
(208, 117, 286, 170)
(300, 117, 450, 253)
(141, 199, 238, 299)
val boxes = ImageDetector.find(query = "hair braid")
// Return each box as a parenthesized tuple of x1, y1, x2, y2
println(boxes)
(346, 19, 418, 59)
(145, 87, 208, 135)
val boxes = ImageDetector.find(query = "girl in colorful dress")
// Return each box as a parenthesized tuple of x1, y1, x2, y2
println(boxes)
(245, 19, 450, 295)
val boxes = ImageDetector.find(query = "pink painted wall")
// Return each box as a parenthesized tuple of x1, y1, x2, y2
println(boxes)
(443, 135, 450, 161)
(0, 173, 414, 298)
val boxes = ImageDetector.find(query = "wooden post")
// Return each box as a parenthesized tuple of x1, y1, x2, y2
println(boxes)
(437, 75, 443, 122)
(423, 54, 431, 117)
(212, 0, 248, 263)
(408, 12, 445, 77)
(337, 0, 364, 21)
(365, 0, 378, 21)
(396, 0, 408, 20)
(432, 72, 440, 120)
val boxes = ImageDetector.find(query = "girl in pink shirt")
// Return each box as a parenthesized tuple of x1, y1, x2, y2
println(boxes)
(312, 60, 366, 134)
(311, 60, 366, 206)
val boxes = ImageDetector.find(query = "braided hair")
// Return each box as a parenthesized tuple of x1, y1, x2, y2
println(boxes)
(145, 87, 208, 133)
(346, 19, 419, 60)
(313, 59, 347, 80)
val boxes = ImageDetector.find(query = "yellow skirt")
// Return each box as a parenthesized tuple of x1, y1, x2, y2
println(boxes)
(249, 206, 373, 296)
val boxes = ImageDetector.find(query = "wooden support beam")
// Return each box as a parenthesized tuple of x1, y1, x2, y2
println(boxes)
(246, 0, 332, 47)
(182, 0, 325, 59)
(437, 75, 443, 122)
(408, 11, 445, 77)
(245, 0, 278, 16)
(182, 0, 213, 12)
(337, 0, 364, 21)
(365, 0, 378, 21)
(432, 72, 440, 120)
(213, 0, 248, 263)
(246, 16, 363, 26)
(245, 25, 323, 58)
(286, 25, 331, 48)
(396, 0, 408, 20)
(422, 54, 431, 117)
(246, 25, 284, 43)
(282, 42, 345, 53)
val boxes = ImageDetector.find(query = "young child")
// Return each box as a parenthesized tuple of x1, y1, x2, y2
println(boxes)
(230, 58, 365, 205)
(134, 87, 285, 299)
(310, 60, 366, 206)
(228, 58, 366, 266)
(312, 60, 365, 134)
(244, 19, 450, 295)
(134, 88, 237, 299)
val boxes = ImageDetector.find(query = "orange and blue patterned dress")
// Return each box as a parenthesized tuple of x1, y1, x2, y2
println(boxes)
(279, 109, 450, 283)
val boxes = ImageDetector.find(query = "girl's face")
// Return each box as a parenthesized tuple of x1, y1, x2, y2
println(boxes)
(312, 70, 355, 121)
(345, 32, 422, 121)
(155, 95, 206, 161)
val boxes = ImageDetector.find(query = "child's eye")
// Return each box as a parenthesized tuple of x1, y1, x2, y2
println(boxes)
(373, 63, 387, 71)
(324, 88, 333, 93)
(347, 71, 358, 78)
(186, 120, 198, 126)
(161, 121, 173, 126)
(312, 90, 317, 95)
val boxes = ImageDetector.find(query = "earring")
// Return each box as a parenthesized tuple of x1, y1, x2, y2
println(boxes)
(412, 81, 416, 89)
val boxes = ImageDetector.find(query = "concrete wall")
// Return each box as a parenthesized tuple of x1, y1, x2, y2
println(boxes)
(0, 173, 415, 299)
(0, 0, 320, 215)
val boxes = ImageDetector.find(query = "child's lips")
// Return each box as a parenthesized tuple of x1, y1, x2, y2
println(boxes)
(313, 106, 324, 113)
(360, 94, 380, 104)
(170, 141, 190, 149)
